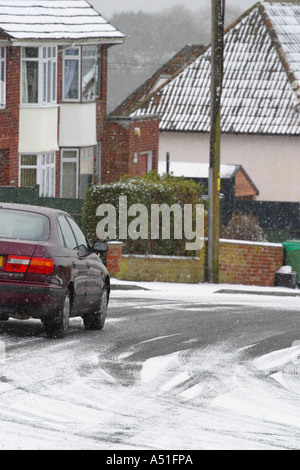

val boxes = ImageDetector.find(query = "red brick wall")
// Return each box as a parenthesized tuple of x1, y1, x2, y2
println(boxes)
(107, 239, 284, 287)
(0, 46, 20, 186)
(128, 118, 159, 177)
(102, 116, 159, 183)
(102, 119, 130, 182)
(96, 45, 108, 141)
(219, 240, 284, 286)
(0, 43, 110, 195)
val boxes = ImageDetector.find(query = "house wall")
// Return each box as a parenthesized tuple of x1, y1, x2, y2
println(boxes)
(0, 43, 110, 196)
(159, 132, 300, 202)
(0, 46, 20, 187)
(19, 107, 59, 153)
(59, 103, 97, 147)
(127, 118, 159, 177)
(102, 119, 130, 182)
(102, 116, 160, 183)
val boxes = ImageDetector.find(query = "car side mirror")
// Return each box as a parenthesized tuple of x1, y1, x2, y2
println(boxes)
(92, 241, 108, 253)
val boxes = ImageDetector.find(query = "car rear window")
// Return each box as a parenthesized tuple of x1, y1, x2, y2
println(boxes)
(0, 209, 50, 241)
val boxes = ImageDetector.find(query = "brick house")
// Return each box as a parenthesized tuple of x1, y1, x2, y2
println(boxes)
(102, 115, 160, 183)
(103, 45, 203, 184)
(113, 2, 300, 203)
(0, 0, 155, 198)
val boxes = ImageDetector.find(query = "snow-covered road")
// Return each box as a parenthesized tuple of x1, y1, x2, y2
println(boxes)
(0, 281, 300, 450)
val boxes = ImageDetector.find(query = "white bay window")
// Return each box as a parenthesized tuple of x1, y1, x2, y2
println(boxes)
(22, 46, 57, 105)
(63, 45, 101, 102)
(20, 153, 56, 197)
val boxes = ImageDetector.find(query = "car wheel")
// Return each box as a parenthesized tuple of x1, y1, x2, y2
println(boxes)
(83, 285, 108, 331)
(44, 292, 71, 339)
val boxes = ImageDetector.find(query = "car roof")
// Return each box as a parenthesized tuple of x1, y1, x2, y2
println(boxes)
(0, 202, 69, 217)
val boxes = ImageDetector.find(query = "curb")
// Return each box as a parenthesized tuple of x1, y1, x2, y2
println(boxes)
(216, 289, 300, 297)
(110, 283, 150, 291)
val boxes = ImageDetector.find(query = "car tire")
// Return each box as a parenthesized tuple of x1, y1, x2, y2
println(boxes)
(83, 285, 108, 331)
(44, 292, 71, 339)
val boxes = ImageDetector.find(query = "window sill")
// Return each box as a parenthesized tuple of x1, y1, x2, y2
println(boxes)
(62, 99, 100, 104)
(20, 104, 60, 109)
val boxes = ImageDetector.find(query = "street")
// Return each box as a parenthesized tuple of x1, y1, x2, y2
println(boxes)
(1, 282, 300, 450)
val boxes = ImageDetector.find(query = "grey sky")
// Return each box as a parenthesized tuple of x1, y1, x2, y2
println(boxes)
(91, 0, 258, 18)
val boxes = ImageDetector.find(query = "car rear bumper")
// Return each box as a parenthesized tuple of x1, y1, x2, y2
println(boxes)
(0, 282, 66, 319)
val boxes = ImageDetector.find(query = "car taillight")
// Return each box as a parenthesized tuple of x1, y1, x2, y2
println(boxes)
(5, 256, 31, 273)
(4, 256, 54, 274)
(28, 257, 54, 274)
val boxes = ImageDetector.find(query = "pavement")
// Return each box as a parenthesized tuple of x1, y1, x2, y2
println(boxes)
(110, 279, 300, 297)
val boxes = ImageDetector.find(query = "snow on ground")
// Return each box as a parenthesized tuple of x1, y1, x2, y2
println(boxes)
(111, 278, 300, 309)
(0, 279, 300, 449)
(111, 278, 300, 443)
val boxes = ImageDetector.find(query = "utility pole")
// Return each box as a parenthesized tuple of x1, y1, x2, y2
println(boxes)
(208, 0, 225, 284)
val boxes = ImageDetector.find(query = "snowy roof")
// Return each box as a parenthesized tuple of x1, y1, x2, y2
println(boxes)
(158, 161, 241, 179)
(159, 161, 254, 179)
(111, 45, 205, 117)
(158, 162, 259, 197)
(0, 0, 125, 43)
(130, 2, 300, 136)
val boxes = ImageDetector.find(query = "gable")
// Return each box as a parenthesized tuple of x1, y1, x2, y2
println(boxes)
(235, 168, 259, 198)
(0, 0, 125, 42)
(133, 2, 300, 136)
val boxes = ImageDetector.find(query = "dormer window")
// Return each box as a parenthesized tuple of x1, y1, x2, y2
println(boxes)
(21, 46, 57, 105)
(63, 45, 101, 102)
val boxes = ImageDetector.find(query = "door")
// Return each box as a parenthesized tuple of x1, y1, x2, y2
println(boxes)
(66, 217, 103, 311)
(61, 149, 79, 198)
(57, 215, 87, 312)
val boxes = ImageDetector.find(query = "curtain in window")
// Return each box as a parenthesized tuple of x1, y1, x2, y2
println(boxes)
(22, 61, 38, 104)
(82, 46, 100, 101)
(64, 49, 79, 100)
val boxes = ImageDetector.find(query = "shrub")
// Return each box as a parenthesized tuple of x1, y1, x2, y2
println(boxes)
(82, 172, 205, 256)
(221, 211, 267, 242)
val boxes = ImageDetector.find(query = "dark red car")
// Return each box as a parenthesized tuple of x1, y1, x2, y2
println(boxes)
(0, 203, 110, 338)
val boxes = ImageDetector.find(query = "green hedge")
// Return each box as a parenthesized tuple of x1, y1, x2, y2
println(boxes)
(82, 172, 205, 257)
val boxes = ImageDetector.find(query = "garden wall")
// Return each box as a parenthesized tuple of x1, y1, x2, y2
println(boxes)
(107, 239, 284, 287)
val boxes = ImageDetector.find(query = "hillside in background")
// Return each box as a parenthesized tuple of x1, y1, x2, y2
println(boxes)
(106, 4, 242, 112)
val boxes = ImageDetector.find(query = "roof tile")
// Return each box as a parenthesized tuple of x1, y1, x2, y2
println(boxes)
(0, 0, 124, 42)
(131, 2, 300, 136)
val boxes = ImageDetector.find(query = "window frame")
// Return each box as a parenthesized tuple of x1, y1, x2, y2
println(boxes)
(0, 47, 6, 109)
(62, 47, 81, 102)
(63, 45, 101, 103)
(19, 152, 56, 197)
(57, 214, 91, 253)
(21, 45, 57, 106)
(60, 148, 79, 199)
